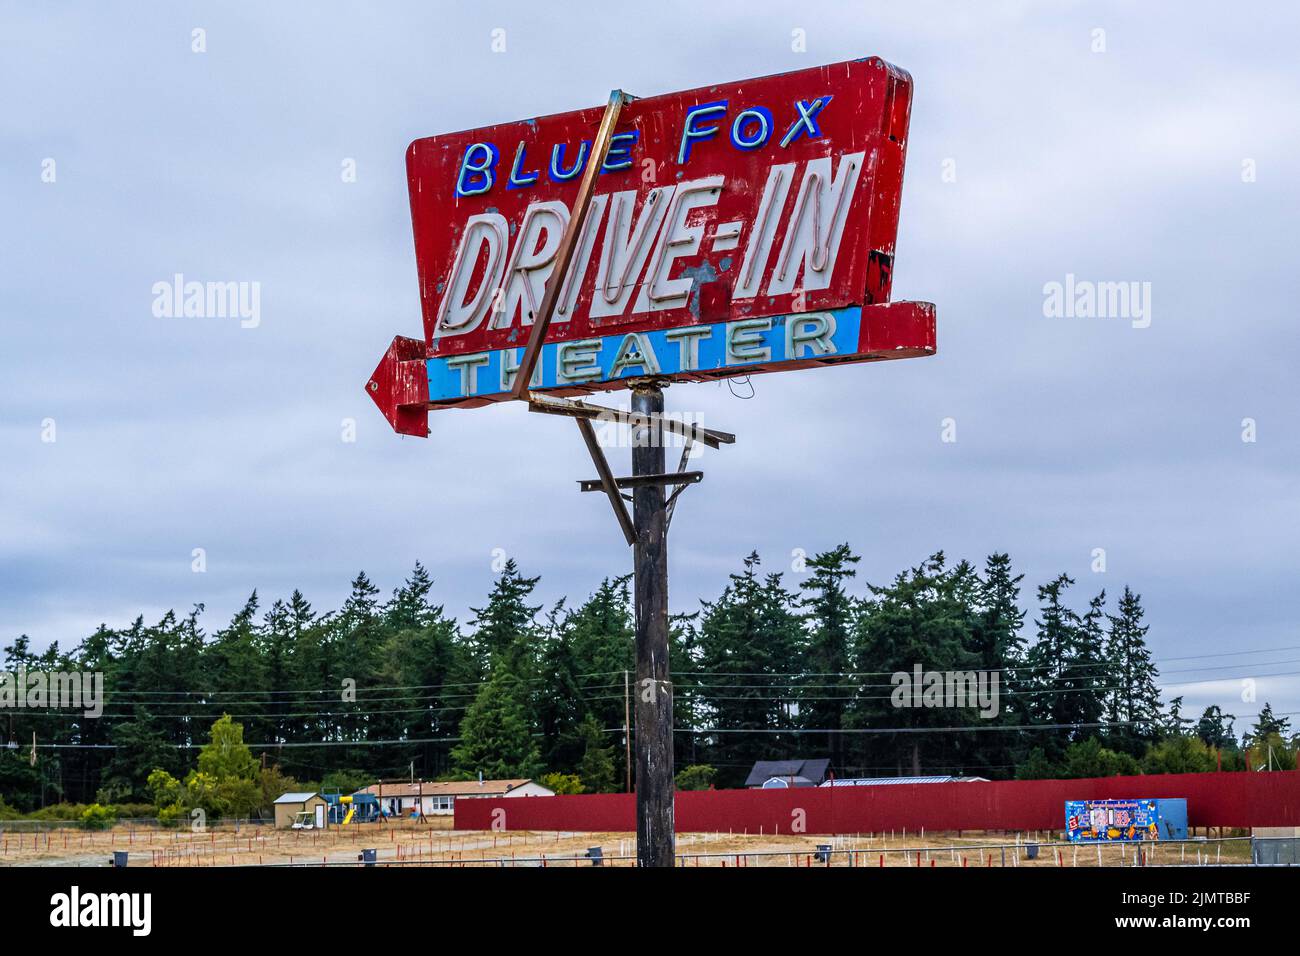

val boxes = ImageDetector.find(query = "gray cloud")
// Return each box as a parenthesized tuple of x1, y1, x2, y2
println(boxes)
(2, 1, 1296, 727)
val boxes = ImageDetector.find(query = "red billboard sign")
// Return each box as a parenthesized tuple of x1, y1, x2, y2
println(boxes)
(368, 57, 935, 435)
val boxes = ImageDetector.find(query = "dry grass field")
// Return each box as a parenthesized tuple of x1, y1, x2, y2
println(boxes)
(0, 819, 1252, 867)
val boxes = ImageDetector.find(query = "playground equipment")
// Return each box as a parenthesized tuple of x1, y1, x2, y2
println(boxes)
(323, 791, 382, 825)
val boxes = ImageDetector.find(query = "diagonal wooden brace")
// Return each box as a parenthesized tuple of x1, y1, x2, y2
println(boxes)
(576, 418, 636, 546)
(509, 90, 630, 402)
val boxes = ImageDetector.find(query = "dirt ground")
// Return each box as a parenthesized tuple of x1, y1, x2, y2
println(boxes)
(0, 819, 1252, 867)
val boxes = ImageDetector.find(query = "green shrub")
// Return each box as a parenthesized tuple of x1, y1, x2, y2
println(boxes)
(26, 803, 88, 822)
(674, 765, 717, 791)
(80, 803, 117, 830)
(157, 803, 185, 828)
(1142, 736, 1216, 775)
(539, 772, 584, 795)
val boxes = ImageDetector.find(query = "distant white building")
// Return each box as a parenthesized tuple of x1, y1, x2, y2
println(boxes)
(356, 778, 554, 817)
(819, 775, 989, 787)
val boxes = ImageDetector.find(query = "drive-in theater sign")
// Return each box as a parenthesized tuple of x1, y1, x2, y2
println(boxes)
(367, 57, 935, 435)
(366, 57, 936, 868)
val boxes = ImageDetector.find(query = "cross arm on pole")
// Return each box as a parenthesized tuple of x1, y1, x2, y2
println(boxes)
(528, 393, 734, 449)
(578, 471, 703, 493)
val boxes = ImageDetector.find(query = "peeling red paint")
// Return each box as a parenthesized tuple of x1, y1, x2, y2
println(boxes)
(407, 57, 918, 356)
(368, 57, 938, 435)
(365, 335, 428, 436)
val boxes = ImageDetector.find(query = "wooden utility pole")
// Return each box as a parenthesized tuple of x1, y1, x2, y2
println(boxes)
(631, 382, 673, 867)
(623, 669, 632, 793)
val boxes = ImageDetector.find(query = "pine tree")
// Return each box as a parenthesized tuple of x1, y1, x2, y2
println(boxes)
(535, 577, 633, 774)
(695, 553, 803, 785)
(468, 559, 542, 672)
(376, 564, 460, 775)
(101, 715, 178, 802)
(451, 668, 542, 779)
(973, 553, 1026, 671)
(1195, 705, 1236, 749)
(565, 577, 634, 737)
(1105, 586, 1161, 747)
(206, 592, 269, 742)
(383, 562, 434, 629)
(575, 713, 618, 793)
(853, 553, 981, 776)
(1163, 696, 1193, 737)
(1022, 574, 1080, 754)
(0, 548, 1191, 804)
(1247, 702, 1291, 744)
(1063, 591, 1110, 732)
(1243, 703, 1296, 771)
(798, 544, 860, 774)
(334, 572, 386, 770)
(970, 553, 1027, 775)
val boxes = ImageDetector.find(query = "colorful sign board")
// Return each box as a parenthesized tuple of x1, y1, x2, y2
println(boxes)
(1065, 799, 1189, 842)
(368, 57, 936, 435)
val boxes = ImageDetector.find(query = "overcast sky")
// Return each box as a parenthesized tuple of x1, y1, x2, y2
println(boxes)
(2, 1, 1297, 730)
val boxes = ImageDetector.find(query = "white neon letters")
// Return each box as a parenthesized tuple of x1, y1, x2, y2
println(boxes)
(434, 156, 860, 338)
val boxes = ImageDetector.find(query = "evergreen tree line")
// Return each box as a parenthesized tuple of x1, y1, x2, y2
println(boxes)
(1, 549, 1295, 812)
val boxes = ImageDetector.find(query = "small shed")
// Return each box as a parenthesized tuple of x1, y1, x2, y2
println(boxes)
(273, 792, 327, 830)
(745, 759, 831, 788)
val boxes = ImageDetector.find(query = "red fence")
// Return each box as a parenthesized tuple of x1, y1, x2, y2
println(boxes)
(455, 771, 1300, 834)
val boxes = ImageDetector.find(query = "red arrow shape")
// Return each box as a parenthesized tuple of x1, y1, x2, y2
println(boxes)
(365, 336, 428, 437)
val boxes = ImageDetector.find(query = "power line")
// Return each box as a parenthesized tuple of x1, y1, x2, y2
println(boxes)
(72, 653, 1300, 704)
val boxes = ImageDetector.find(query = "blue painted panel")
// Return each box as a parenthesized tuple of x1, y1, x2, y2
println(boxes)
(426, 307, 862, 403)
